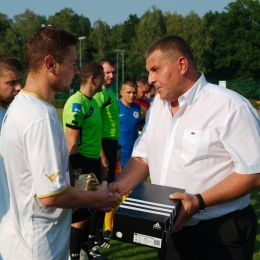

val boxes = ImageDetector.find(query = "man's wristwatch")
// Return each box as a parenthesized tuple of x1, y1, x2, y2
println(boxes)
(194, 193, 206, 212)
(73, 172, 81, 179)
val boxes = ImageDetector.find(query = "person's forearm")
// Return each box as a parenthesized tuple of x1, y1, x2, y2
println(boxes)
(66, 127, 82, 173)
(100, 146, 106, 159)
(39, 183, 120, 210)
(202, 172, 260, 207)
(117, 157, 149, 195)
(40, 186, 100, 208)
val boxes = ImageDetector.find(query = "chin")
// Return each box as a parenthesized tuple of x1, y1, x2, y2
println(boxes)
(159, 95, 170, 102)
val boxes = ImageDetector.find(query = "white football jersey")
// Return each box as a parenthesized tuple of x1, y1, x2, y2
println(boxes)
(0, 91, 71, 259)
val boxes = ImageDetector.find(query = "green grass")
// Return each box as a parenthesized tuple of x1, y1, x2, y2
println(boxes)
(252, 189, 260, 260)
(100, 240, 157, 260)
(58, 108, 260, 260)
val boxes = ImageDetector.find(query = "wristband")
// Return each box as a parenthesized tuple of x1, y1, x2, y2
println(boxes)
(117, 144, 122, 149)
(194, 193, 206, 212)
(69, 153, 82, 170)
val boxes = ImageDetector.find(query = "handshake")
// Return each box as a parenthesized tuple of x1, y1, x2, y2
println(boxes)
(93, 180, 122, 212)
(74, 173, 122, 212)
(97, 181, 124, 212)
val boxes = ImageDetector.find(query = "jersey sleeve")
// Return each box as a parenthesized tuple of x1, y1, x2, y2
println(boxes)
(24, 119, 68, 198)
(63, 100, 85, 130)
(93, 91, 105, 109)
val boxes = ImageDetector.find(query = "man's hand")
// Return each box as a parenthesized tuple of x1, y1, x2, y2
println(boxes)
(95, 181, 121, 211)
(169, 192, 200, 232)
(108, 182, 124, 197)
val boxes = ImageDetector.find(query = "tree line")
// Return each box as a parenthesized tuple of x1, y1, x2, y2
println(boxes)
(0, 0, 260, 99)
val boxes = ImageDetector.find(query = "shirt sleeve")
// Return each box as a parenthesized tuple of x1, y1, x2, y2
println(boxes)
(220, 103, 260, 174)
(93, 92, 105, 109)
(63, 100, 85, 130)
(24, 119, 68, 198)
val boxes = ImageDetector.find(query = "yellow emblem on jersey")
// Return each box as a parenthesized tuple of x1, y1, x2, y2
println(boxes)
(45, 171, 60, 182)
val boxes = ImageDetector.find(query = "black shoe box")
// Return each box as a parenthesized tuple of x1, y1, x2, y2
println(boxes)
(113, 182, 185, 249)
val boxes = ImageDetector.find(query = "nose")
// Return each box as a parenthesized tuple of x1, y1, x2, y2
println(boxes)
(148, 72, 155, 85)
(15, 82, 22, 91)
(75, 65, 79, 75)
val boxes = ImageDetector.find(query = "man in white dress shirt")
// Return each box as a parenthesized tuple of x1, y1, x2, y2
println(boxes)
(109, 35, 260, 260)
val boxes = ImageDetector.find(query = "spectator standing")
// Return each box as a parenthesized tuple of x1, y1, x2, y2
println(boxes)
(93, 58, 120, 244)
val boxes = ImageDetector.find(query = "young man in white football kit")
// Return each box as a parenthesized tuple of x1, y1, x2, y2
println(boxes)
(0, 26, 121, 260)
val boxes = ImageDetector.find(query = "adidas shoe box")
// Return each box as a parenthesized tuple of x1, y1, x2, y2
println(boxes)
(113, 182, 185, 249)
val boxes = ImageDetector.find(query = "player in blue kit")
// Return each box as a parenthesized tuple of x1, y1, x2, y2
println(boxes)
(118, 79, 146, 168)
(103, 79, 146, 237)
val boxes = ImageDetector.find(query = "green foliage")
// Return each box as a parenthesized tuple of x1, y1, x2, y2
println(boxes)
(1, 0, 260, 97)
(89, 20, 113, 61)
(248, 99, 258, 109)
(52, 99, 67, 108)
(227, 78, 260, 99)
(47, 8, 92, 65)
(211, 0, 260, 79)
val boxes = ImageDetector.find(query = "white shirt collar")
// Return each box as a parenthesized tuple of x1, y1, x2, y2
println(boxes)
(160, 72, 207, 108)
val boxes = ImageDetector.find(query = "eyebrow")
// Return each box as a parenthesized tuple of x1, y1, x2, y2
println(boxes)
(6, 79, 22, 84)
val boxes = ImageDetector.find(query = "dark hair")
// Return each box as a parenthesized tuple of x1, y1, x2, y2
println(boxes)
(121, 78, 137, 90)
(79, 61, 104, 85)
(99, 58, 116, 67)
(145, 35, 196, 68)
(136, 77, 148, 86)
(25, 26, 78, 73)
(136, 77, 153, 90)
(0, 55, 22, 76)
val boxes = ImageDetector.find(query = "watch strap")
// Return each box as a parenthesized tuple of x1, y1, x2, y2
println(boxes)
(194, 193, 206, 212)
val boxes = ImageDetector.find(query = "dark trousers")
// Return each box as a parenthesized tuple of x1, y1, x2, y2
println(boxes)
(158, 205, 257, 260)
(102, 138, 117, 183)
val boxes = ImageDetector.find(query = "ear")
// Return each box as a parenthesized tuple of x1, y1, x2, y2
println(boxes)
(89, 75, 95, 86)
(177, 57, 188, 75)
(44, 55, 56, 73)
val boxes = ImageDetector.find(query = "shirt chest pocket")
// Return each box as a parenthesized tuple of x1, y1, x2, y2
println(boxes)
(181, 130, 210, 164)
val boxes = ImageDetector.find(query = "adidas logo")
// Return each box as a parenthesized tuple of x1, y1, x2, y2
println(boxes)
(153, 222, 161, 230)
